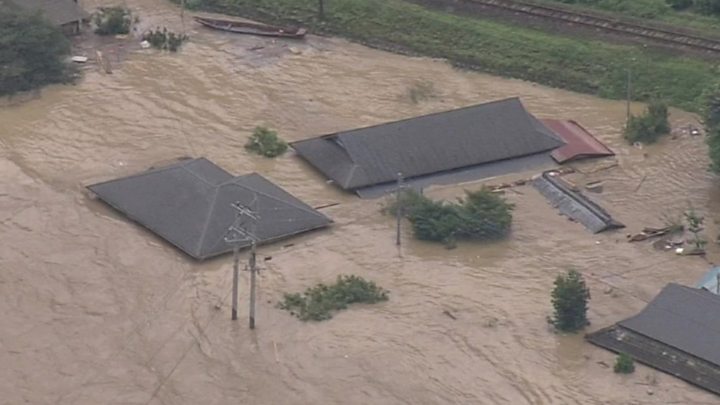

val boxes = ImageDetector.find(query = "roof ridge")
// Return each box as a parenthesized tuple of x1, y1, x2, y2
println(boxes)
(220, 174, 329, 219)
(195, 186, 222, 256)
(289, 97, 522, 146)
(87, 158, 196, 189)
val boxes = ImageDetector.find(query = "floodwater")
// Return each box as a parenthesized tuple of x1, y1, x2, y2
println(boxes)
(2, 0, 720, 404)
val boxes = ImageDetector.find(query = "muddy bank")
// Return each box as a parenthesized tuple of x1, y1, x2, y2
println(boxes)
(1, 0, 720, 404)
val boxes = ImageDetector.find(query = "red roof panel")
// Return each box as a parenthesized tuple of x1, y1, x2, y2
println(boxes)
(542, 119, 614, 164)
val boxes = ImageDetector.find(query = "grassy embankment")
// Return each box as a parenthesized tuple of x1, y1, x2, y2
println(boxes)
(180, 0, 718, 112)
(534, 0, 720, 37)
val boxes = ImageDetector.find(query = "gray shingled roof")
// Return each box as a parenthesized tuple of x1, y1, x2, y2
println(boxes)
(532, 171, 624, 233)
(88, 158, 331, 260)
(619, 283, 720, 366)
(5, 0, 84, 26)
(291, 98, 564, 191)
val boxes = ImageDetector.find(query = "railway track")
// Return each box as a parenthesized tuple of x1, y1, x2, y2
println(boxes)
(469, 0, 720, 54)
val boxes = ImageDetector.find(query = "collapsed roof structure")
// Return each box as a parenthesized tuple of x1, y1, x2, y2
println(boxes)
(587, 283, 720, 396)
(291, 98, 565, 197)
(88, 158, 331, 260)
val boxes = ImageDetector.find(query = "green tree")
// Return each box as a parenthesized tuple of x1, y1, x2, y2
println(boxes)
(695, 0, 720, 14)
(245, 126, 288, 158)
(551, 270, 591, 332)
(623, 100, 670, 144)
(702, 82, 720, 172)
(0, 7, 72, 96)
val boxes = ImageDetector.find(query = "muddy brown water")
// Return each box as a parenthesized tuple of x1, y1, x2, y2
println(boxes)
(2, 0, 720, 404)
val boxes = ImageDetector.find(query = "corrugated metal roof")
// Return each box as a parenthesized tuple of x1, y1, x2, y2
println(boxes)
(618, 283, 720, 367)
(697, 267, 720, 294)
(532, 171, 624, 233)
(541, 119, 614, 164)
(6, 0, 85, 26)
(292, 98, 565, 191)
(88, 158, 331, 260)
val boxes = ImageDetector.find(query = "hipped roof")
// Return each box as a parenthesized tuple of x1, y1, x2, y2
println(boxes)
(291, 98, 564, 191)
(5, 0, 85, 26)
(88, 158, 331, 260)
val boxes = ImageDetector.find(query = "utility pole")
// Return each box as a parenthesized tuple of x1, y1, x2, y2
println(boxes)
(231, 244, 240, 320)
(626, 68, 632, 124)
(225, 197, 260, 327)
(318, 0, 325, 20)
(395, 172, 403, 247)
(181, 0, 186, 34)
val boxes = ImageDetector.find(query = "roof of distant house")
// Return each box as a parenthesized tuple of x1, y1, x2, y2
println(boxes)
(4, 0, 85, 26)
(87, 158, 332, 260)
(291, 98, 564, 192)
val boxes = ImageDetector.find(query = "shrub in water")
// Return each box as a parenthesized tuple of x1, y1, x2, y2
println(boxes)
(93, 7, 131, 36)
(623, 100, 670, 144)
(386, 188, 513, 245)
(245, 126, 288, 158)
(551, 269, 591, 332)
(279, 275, 389, 321)
(614, 353, 635, 374)
(142, 28, 189, 52)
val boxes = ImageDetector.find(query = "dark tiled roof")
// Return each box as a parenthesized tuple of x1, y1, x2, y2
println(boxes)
(619, 283, 720, 366)
(6, 0, 84, 26)
(291, 98, 564, 191)
(88, 158, 331, 260)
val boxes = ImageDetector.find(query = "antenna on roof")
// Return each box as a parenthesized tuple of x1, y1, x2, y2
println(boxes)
(224, 195, 260, 328)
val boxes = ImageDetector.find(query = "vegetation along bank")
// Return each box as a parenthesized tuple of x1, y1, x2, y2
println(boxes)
(178, 0, 719, 112)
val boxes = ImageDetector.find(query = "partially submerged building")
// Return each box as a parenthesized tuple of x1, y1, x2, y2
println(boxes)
(587, 283, 720, 396)
(540, 119, 614, 164)
(532, 171, 624, 233)
(87, 158, 332, 260)
(3, 0, 86, 35)
(291, 98, 565, 198)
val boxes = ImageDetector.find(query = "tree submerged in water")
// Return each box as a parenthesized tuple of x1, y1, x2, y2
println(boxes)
(385, 188, 514, 247)
(142, 27, 188, 52)
(550, 269, 591, 333)
(623, 100, 670, 144)
(245, 126, 288, 158)
(93, 7, 132, 36)
(279, 275, 389, 321)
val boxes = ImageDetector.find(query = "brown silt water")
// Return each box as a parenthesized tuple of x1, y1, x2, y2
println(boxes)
(1, 0, 719, 403)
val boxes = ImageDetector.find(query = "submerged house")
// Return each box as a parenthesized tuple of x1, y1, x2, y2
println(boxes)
(88, 158, 332, 260)
(587, 283, 720, 396)
(4, 0, 86, 35)
(291, 98, 565, 198)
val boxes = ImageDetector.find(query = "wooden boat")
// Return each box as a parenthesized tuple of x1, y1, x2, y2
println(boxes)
(193, 16, 307, 39)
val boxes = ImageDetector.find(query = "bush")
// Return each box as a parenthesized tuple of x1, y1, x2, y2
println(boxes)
(695, 0, 720, 14)
(93, 7, 132, 36)
(245, 126, 288, 158)
(551, 270, 591, 332)
(279, 275, 389, 321)
(386, 188, 514, 245)
(614, 353, 636, 374)
(667, 0, 693, 10)
(623, 100, 670, 144)
(0, 7, 72, 96)
(142, 28, 189, 52)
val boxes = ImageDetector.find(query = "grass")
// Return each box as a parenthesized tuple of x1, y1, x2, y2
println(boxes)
(178, 0, 717, 112)
(532, 0, 720, 37)
(279, 275, 389, 321)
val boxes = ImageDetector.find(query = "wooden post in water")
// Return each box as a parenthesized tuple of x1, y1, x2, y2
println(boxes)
(396, 172, 403, 247)
(249, 239, 257, 329)
(231, 244, 240, 320)
(626, 69, 632, 124)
